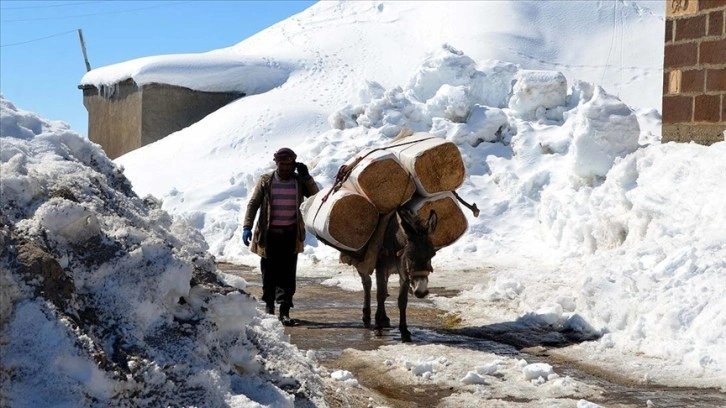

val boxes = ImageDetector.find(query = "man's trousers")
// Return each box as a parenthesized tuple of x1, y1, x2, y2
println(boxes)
(260, 227, 298, 308)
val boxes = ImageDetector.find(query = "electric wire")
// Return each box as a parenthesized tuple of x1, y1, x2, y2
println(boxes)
(0, 1, 99, 10)
(1, 1, 189, 23)
(0, 29, 78, 48)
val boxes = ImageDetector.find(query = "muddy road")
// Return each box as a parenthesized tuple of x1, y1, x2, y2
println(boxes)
(219, 263, 725, 408)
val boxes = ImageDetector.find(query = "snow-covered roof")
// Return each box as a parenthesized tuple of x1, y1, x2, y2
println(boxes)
(79, 53, 292, 95)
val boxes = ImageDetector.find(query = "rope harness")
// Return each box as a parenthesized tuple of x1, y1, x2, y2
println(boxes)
(311, 136, 433, 226)
(320, 137, 435, 204)
(316, 136, 479, 216)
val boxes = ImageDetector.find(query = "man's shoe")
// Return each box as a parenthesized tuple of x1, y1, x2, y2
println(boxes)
(279, 304, 295, 326)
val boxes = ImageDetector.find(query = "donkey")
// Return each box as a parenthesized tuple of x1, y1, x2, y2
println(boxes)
(351, 207, 438, 343)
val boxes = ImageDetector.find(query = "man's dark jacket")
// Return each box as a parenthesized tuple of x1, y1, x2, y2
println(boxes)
(243, 172, 319, 257)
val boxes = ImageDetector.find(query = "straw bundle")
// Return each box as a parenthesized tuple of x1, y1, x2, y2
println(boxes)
(387, 132, 465, 197)
(405, 192, 468, 249)
(301, 188, 379, 252)
(305, 131, 470, 253)
(342, 149, 416, 213)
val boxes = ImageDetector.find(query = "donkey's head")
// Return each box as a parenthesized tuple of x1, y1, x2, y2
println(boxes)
(397, 207, 438, 298)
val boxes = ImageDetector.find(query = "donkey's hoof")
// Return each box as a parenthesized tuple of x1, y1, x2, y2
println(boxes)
(375, 328, 384, 337)
(375, 314, 391, 328)
(362, 318, 371, 329)
(401, 331, 412, 343)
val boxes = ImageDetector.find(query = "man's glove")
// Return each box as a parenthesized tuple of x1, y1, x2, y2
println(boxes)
(295, 162, 310, 178)
(242, 228, 252, 246)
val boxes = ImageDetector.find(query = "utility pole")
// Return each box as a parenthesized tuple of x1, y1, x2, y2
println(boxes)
(77, 29, 91, 72)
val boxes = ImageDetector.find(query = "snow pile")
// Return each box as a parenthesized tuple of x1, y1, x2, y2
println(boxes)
(330, 370, 359, 387)
(0, 96, 327, 407)
(346, 344, 603, 405)
(313, 43, 726, 387)
(314, 44, 645, 261)
(520, 361, 555, 382)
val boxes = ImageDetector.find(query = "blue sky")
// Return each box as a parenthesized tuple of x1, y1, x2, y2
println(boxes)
(0, 0, 316, 137)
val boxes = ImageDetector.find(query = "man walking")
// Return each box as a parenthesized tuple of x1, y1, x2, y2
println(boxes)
(242, 147, 319, 326)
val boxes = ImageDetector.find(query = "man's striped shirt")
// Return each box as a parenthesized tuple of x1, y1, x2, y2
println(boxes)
(270, 175, 297, 227)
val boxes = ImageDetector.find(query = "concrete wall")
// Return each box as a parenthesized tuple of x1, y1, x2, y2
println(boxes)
(82, 80, 243, 159)
(663, 0, 726, 145)
(140, 83, 242, 147)
(82, 79, 142, 160)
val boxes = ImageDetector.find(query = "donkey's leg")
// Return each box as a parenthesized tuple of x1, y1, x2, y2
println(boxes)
(360, 273, 372, 328)
(398, 278, 412, 342)
(374, 265, 390, 333)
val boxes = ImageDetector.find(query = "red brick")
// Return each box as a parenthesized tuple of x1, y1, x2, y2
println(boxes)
(708, 10, 724, 36)
(700, 38, 726, 64)
(663, 95, 694, 123)
(665, 42, 698, 68)
(699, 0, 726, 11)
(676, 14, 707, 41)
(706, 69, 726, 91)
(694, 94, 721, 122)
(666, 20, 674, 43)
(682, 69, 706, 93)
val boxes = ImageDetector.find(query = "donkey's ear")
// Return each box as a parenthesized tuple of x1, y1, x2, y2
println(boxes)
(398, 207, 418, 232)
(427, 210, 438, 233)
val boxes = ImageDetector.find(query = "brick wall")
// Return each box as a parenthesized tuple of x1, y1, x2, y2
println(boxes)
(663, 0, 726, 145)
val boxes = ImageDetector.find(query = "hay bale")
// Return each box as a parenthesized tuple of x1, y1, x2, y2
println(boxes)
(405, 192, 468, 249)
(387, 132, 465, 197)
(342, 149, 416, 213)
(339, 212, 396, 275)
(301, 188, 379, 252)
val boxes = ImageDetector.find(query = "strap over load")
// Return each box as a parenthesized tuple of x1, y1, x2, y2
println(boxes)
(301, 188, 379, 252)
(341, 149, 416, 214)
(386, 132, 466, 197)
(404, 192, 468, 249)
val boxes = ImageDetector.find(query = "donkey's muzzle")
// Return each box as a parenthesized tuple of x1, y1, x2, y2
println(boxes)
(410, 272, 430, 298)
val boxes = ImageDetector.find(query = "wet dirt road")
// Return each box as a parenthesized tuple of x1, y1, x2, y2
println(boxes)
(218, 263, 726, 408)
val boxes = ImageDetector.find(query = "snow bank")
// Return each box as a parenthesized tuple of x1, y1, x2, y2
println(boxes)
(0, 95, 327, 407)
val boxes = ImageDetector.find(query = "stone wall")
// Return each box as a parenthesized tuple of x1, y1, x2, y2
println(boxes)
(663, 0, 726, 145)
